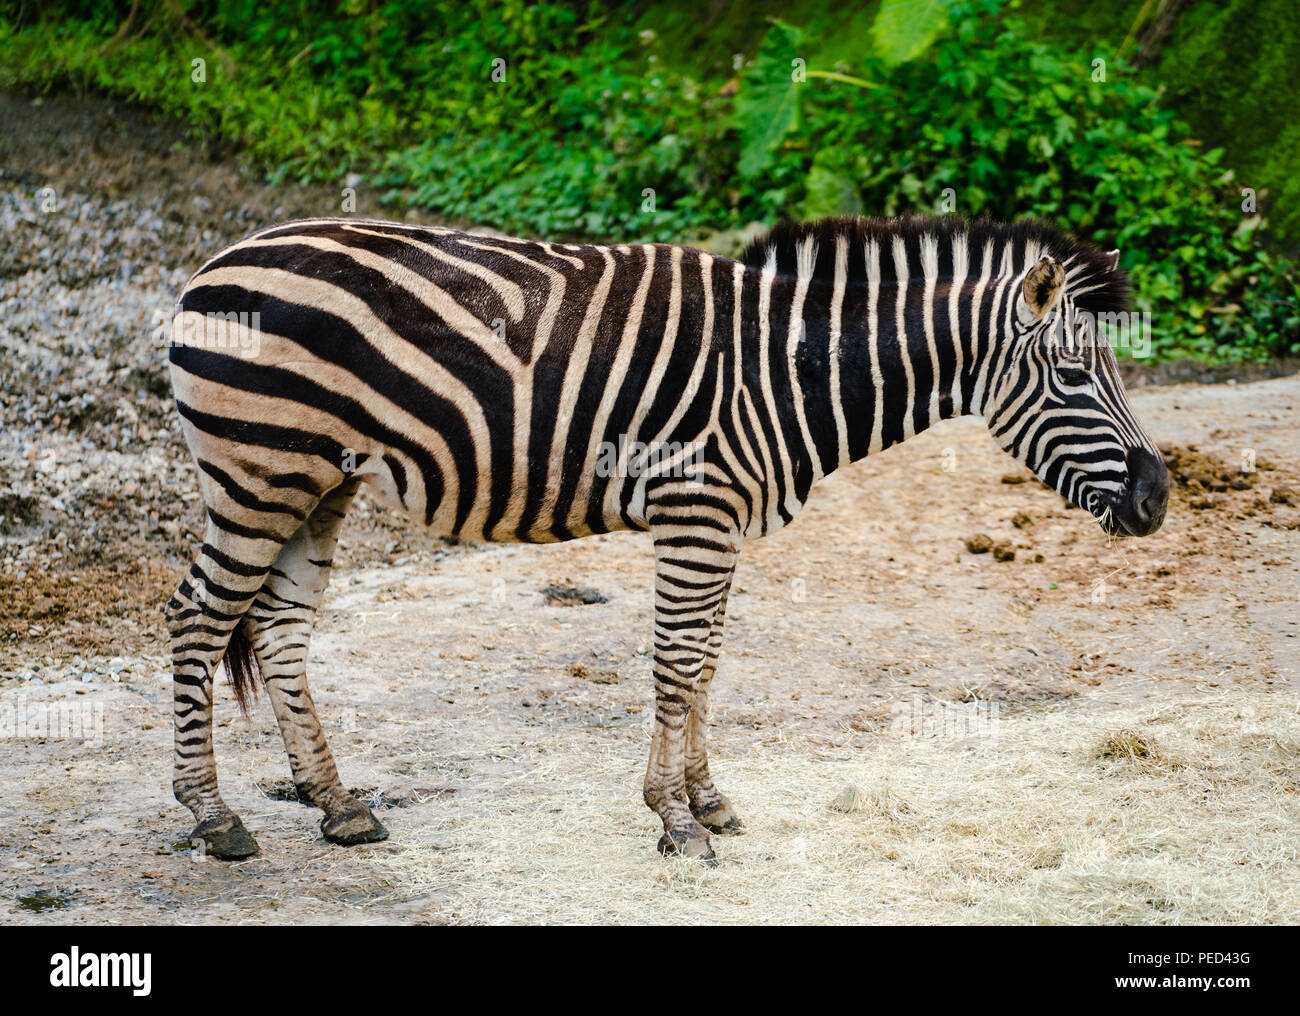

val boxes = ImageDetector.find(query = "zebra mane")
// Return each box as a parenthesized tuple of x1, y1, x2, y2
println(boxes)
(737, 215, 1131, 313)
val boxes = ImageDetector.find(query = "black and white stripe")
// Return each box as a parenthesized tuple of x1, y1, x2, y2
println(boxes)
(166, 214, 1166, 860)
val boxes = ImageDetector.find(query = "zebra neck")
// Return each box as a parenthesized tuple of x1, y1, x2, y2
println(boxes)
(777, 271, 1014, 475)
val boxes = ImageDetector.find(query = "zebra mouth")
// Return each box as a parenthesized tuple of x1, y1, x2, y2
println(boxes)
(1081, 449, 1169, 539)
(1083, 488, 1144, 538)
(1090, 487, 1167, 538)
(1094, 501, 1132, 537)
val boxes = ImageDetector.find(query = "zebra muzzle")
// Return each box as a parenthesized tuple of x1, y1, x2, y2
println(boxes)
(1114, 447, 1169, 537)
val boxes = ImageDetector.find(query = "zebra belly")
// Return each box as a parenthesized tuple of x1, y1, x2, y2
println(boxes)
(352, 444, 652, 545)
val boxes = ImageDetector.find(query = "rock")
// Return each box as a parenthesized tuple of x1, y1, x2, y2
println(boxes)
(992, 542, 1016, 562)
(964, 534, 994, 554)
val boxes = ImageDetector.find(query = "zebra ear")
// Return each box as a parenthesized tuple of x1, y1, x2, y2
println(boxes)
(1104, 249, 1120, 273)
(1019, 256, 1066, 322)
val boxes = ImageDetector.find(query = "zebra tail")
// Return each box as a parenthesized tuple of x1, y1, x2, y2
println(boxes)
(222, 625, 261, 716)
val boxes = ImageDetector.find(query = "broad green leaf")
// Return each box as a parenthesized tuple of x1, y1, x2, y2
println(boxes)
(735, 19, 803, 180)
(871, 0, 950, 67)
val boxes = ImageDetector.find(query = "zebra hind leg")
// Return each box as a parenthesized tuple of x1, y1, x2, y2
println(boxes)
(245, 480, 387, 847)
(169, 518, 293, 860)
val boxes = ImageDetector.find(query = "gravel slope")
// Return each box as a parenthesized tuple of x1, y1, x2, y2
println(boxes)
(0, 90, 465, 682)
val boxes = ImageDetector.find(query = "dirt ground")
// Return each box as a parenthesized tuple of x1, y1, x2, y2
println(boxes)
(2, 378, 1297, 924)
(1, 91, 1298, 925)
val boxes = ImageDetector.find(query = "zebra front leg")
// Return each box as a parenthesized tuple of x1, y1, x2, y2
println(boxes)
(685, 578, 743, 835)
(248, 482, 387, 847)
(644, 523, 739, 862)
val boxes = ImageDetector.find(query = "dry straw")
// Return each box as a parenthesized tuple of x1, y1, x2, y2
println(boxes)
(344, 688, 1300, 924)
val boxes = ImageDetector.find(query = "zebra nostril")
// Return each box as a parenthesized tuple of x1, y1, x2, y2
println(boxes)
(1133, 490, 1154, 525)
(1128, 474, 1158, 527)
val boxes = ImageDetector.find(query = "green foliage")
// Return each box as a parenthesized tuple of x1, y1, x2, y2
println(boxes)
(735, 19, 803, 180)
(710, 0, 1299, 361)
(0, 0, 1295, 361)
(871, 0, 952, 66)
(800, 149, 865, 220)
(1019, 0, 1300, 251)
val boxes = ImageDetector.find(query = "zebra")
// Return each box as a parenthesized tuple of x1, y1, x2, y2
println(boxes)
(166, 214, 1169, 862)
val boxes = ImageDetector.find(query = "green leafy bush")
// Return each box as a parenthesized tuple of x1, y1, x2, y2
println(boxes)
(735, 0, 1298, 360)
(0, 0, 1294, 360)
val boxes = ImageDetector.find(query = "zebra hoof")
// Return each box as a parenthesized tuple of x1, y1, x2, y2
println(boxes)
(190, 816, 259, 860)
(657, 830, 717, 865)
(698, 813, 745, 836)
(692, 802, 745, 836)
(321, 807, 389, 847)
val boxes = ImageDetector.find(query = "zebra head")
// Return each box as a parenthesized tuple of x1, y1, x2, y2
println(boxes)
(986, 253, 1168, 537)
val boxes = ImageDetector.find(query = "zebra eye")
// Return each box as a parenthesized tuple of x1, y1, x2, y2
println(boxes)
(1056, 361, 1090, 386)
(1049, 348, 1089, 378)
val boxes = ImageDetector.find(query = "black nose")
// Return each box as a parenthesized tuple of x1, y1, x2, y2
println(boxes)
(1126, 447, 1169, 534)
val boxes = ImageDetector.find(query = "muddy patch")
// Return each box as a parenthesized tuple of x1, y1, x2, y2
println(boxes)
(254, 779, 458, 809)
(540, 583, 609, 606)
(14, 888, 78, 913)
